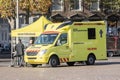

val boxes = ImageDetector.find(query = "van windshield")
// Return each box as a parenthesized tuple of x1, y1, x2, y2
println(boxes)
(35, 34, 58, 45)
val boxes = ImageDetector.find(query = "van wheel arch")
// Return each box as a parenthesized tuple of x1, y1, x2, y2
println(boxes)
(86, 53, 96, 65)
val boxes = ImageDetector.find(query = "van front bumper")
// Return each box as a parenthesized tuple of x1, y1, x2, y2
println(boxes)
(24, 56, 49, 64)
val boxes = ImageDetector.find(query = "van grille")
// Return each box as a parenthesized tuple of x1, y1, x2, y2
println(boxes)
(28, 57, 37, 59)
(26, 52, 38, 56)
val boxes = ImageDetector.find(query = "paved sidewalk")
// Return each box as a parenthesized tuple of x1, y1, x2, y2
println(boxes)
(0, 52, 11, 67)
(0, 52, 11, 63)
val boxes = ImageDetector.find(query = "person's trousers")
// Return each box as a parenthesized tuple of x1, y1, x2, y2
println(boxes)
(12, 55, 23, 66)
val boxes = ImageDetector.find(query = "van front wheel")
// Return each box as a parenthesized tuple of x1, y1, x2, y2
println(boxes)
(86, 55, 95, 65)
(49, 56, 59, 67)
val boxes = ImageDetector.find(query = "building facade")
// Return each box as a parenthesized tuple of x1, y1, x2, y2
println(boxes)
(0, 18, 10, 49)
(50, 0, 120, 23)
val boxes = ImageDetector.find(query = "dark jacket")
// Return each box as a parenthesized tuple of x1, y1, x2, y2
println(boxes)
(15, 42, 24, 55)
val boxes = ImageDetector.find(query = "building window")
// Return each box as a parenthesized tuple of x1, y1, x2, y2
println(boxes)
(5, 31, 7, 41)
(2, 32, 4, 41)
(70, 0, 83, 11)
(0, 31, 2, 41)
(33, 17, 39, 22)
(52, 0, 64, 11)
(19, 16, 26, 24)
(90, 0, 100, 11)
(1, 31, 8, 41)
(0, 18, 8, 24)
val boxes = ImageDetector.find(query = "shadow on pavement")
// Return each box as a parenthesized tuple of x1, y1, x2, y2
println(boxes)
(95, 62, 120, 66)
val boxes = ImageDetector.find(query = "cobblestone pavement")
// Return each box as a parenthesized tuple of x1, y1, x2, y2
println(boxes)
(0, 57, 120, 80)
(0, 52, 11, 67)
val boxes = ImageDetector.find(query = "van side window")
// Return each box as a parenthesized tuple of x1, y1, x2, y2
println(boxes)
(56, 33, 67, 46)
(88, 28, 96, 39)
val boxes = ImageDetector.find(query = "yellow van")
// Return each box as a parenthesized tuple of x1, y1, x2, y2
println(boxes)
(24, 21, 107, 67)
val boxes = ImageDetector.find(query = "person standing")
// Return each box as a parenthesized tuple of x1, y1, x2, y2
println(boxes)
(14, 39, 24, 67)
(29, 39, 34, 46)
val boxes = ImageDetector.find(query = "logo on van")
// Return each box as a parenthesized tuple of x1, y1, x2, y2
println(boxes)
(99, 29, 103, 38)
(73, 28, 87, 32)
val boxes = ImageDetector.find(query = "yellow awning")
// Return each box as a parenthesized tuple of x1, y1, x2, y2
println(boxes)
(11, 16, 52, 37)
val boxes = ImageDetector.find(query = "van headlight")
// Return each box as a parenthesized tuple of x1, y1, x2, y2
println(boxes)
(39, 49, 47, 56)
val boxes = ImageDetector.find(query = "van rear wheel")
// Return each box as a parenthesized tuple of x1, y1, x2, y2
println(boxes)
(86, 55, 95, 65)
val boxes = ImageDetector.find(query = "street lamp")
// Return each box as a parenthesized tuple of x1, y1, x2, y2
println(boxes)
(10, 0, 19, 66)
(16, 0, 19, 43)
(16, 0, 19, 30)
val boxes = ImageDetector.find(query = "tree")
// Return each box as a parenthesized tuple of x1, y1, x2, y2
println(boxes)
(0, 0, 52, 29)
(0, 0, 15, 30)
(19, 0, 52, 23)
(20, 0, 51, 13)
